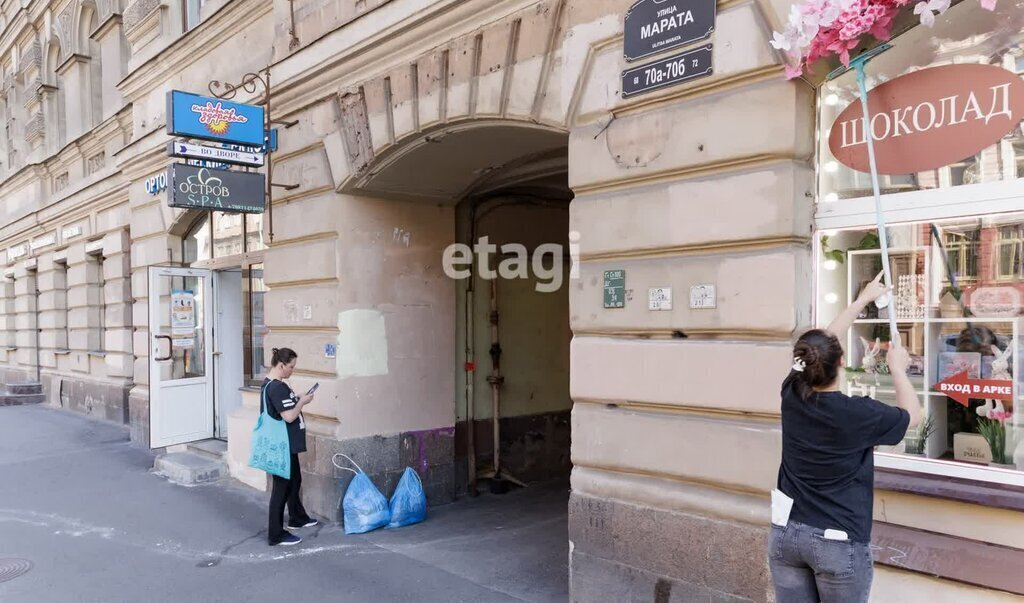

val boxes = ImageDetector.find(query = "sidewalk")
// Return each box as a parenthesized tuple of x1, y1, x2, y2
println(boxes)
(0, 405, 569, 603)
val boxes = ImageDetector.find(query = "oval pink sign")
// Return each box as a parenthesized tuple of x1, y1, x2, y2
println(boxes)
(828, 64, 1024, 175)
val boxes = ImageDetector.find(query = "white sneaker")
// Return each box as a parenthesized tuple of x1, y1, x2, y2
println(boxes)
(287, 519, 318, 529)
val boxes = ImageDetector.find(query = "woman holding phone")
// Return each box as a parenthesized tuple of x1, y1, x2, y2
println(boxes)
(770, 272, 922, 601)
(263, 347, 318, 546)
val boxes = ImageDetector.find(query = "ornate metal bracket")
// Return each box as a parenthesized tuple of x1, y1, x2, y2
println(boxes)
(204, 69, 301, 243)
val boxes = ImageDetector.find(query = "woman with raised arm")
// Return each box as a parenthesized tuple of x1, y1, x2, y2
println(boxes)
(769, 272, 921, 602)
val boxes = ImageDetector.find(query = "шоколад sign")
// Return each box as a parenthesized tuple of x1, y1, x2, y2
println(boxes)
(829, 64, 1024, 175)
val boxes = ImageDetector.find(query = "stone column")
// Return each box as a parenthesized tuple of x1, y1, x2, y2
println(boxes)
(66, 244, 103, 379)
(0, 273, 14, 365)
(13, 263, 39, 377)
(101, 229, 134, 382)
(35, 254, 67, 374)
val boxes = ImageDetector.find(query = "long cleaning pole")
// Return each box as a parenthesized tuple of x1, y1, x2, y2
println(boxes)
(852, 56, 898, 338)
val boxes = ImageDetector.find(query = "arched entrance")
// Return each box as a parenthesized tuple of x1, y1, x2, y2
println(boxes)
(344, 120, 573, 494)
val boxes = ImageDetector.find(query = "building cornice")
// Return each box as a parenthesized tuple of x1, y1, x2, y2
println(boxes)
(118, 0, 274, 101)
(55, 52, 89, 75)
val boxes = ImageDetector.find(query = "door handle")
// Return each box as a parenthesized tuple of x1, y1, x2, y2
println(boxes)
(154, 335, 173, 362)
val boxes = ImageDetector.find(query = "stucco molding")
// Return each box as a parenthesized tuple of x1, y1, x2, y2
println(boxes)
(121, 0, 159, 34)
(333, 0, 577, 192)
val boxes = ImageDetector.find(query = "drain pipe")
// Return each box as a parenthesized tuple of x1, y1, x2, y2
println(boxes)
(465, 203, 478, 496)
(487, 277, 504, 478)
(34, 273, 40, 384)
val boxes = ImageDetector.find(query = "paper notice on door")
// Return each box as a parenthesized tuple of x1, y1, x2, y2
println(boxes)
(171, 290, 196, 330)
(771, 489, 794, 527)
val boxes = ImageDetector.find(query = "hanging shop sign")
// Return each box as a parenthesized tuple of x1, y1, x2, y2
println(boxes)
(624, 0, 716, 62)
(168, 140, 264, 167)
(622, 44, 713, 99)
(166, 90, 266, 147)
(828, 64, 1024, 175)
(603, 270, 626, 309)
(167, 164, 266, 214)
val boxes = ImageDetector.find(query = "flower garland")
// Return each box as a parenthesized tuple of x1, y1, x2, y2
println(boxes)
(770, 0, 998, 79)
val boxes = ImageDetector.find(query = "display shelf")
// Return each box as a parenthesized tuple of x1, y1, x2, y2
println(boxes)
(853, 319, 927, 324)
(928, 317, 1021, 323)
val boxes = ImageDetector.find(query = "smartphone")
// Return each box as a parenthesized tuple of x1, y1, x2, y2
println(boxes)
(306, 383, 320, 396)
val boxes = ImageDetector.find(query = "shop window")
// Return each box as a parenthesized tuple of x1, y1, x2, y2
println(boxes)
(183, 214, 212, 265)
(245, 212, 265, 253)
(817, 213, 1024, 480)
(213, 212, 244, 258)
(244, 263, 267, 384)
(816, 0, 1024, 204)
(184, 211, 267, 263)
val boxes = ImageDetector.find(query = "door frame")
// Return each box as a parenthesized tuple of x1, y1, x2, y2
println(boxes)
(212, 267, 245, 439)
(148, 265, 215, 449)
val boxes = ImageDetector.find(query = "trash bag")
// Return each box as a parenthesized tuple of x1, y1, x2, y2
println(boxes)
(334, 454, 390, 535)
(387, 467, 427, 529)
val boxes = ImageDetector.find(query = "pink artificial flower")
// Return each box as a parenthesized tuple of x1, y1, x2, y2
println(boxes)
(979, 0, 997, 9)
(784, 63, 806, 79)
(989, 410, 1012, 422)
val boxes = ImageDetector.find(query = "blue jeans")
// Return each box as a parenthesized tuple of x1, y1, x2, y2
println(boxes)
(768, 522, 873, 603)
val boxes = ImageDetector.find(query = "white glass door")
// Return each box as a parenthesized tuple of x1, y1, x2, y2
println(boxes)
(149, 266, 214, 448)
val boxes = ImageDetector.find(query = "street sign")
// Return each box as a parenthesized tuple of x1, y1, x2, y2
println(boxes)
(167, 164, 266, 214)
(604, 270, 626, 309)
(168, 140, 264, 167)
(166, 90, 266, 146)
(622, 45, 713, 99)
(624, 0, 716, 62)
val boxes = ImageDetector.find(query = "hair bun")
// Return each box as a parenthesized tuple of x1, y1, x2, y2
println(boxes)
(272, 348, 279, 353)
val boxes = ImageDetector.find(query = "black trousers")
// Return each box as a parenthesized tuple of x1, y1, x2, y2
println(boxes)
(267, 453, 311, 544)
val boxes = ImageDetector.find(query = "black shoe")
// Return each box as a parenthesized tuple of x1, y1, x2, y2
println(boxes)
(287, 518, 318, 529)
(269, 533, 302, 546)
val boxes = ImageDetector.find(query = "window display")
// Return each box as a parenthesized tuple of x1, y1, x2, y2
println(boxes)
(817, 214, 1024, 477)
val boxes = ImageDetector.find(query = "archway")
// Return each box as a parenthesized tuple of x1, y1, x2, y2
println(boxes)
(347, 119, 573, 494)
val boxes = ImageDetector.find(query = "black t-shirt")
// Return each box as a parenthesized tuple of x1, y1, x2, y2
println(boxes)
(261, 378, 307, 454)
(777, 371, 909, 544)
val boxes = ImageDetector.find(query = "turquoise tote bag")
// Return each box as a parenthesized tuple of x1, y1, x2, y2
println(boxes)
(248, 381, 291, 479)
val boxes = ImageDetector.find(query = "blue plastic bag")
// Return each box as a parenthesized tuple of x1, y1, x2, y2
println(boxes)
(387, 467, 427, 529)
(248, 383, 290, 479)
(334, 454, 390, 534)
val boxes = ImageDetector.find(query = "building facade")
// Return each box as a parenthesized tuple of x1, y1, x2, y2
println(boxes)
(1, 0, 1022, 600)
